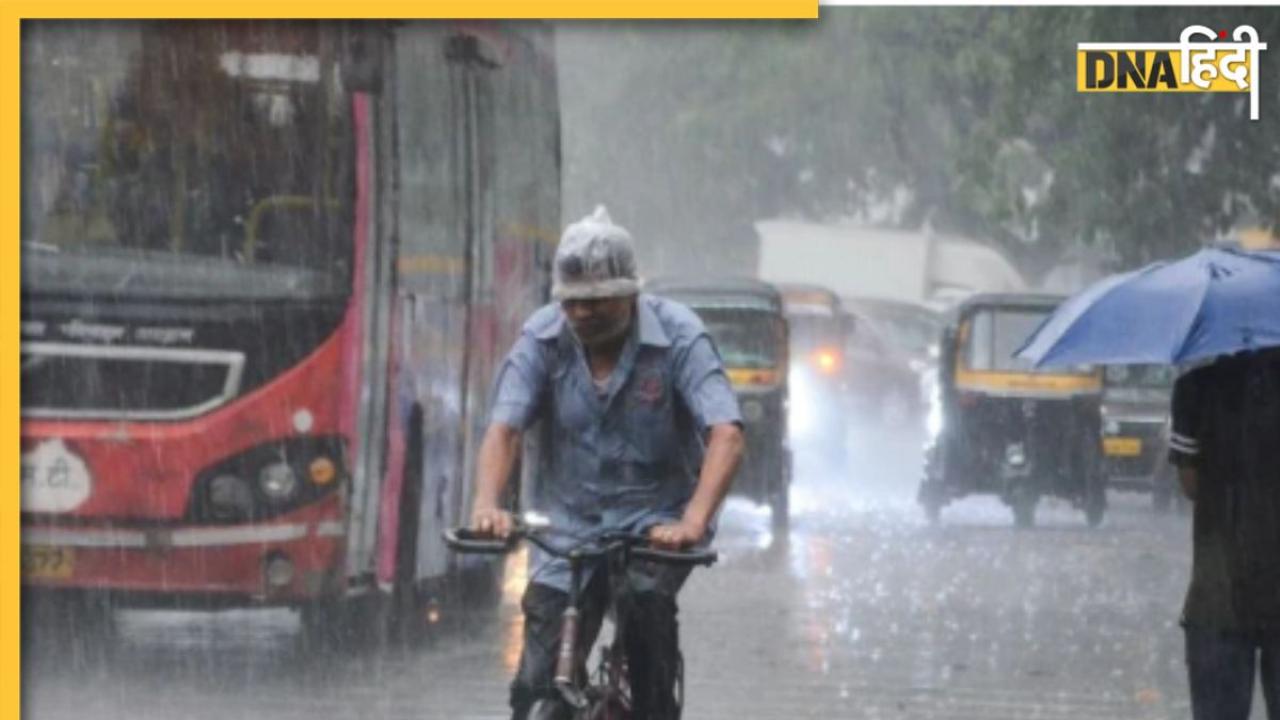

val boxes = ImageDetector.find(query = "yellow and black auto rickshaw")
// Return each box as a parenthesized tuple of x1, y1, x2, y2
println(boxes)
(646, 277, 792, 533)
(1100, 364, 1178, 511)
(918, 294, 1106, 528)
(776, 283, 854, 473)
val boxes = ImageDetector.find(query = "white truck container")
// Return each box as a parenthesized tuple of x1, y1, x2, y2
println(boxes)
(754, 219, 1027, 308)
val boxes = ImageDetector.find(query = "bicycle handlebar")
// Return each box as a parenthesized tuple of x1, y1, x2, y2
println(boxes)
(442, 526, 718, 567)
(442, 528, 519, 554)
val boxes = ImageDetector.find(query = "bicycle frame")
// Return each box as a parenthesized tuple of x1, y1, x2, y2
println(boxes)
(553, 536, 642, 715)
(443, 522, 715, 720)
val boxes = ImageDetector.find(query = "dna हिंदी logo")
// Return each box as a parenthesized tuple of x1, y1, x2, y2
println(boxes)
(1077, 25, 1267, 120)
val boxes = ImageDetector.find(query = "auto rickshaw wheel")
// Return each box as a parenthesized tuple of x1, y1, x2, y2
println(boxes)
(1079, 429, 1106, 528)
(1085, 501, 1105, 527)
(923, 497, 942, 525)
(919, 481, 945, 525)
(1152, 484, 1173, 513)
(770, 484, 790, 535)
(769, 450, 792, 535)
(1085, 488, 1107, 527)
(1011, 493, 1037, 529)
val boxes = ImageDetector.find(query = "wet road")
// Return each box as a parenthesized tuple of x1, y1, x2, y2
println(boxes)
(25, 423, 1224, 719)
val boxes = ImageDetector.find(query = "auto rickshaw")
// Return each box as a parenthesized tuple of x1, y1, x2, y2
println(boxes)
(776, 283, 854, 473)
(918, 293, 1106, 528)
(645, 277, 793, 533)
(1099, 364, 1178, 511)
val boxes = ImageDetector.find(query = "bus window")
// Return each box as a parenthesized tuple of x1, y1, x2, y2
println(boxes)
(22, 21, 354, 293)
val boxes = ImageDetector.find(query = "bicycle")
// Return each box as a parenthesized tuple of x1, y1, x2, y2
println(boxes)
(444, 516, 717, 720)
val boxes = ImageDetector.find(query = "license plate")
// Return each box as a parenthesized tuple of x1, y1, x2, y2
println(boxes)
(22, 546, 74, 580)
(1103, 437, 1143, 457)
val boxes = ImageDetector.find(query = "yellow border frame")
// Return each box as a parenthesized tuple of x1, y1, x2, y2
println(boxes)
(3, 2, 815, 717)
(3, 6, 18, 718)
(8, 0, 814, 19)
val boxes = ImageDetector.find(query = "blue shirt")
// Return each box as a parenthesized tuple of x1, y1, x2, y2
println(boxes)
(488, 293, 742, 591)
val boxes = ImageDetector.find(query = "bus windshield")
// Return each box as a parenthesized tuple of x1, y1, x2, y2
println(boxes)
(21, 21, 354, 299)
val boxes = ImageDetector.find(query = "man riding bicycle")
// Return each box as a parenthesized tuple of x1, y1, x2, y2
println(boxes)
(470, 206, 745, 720)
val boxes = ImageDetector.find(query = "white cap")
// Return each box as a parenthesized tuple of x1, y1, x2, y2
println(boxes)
(551, 205, 640, 300)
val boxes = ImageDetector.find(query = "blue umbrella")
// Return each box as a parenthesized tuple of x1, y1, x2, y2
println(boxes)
(1016, 247, 1280, 368)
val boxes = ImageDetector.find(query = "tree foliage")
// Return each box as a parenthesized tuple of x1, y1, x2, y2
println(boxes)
(558, 9, 1280, 279)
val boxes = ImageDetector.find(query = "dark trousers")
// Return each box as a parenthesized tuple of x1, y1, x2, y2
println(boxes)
(1186, 626, 1280, 720)
(510, 562, 690, 720)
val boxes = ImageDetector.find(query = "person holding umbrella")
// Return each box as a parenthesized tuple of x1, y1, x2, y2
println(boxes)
(1017, 246, 1280, 720)
(1169, 344, 1280, 719)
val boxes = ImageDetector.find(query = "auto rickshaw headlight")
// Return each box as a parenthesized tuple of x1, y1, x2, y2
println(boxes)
(812, 349, 842, 375)
(741, 400, 765, 423)
(1103, 418, 1121, 436)
(1005, 443, 1027, 467)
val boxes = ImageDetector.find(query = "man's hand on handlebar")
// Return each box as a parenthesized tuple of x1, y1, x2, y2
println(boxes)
(647, 518, 706, 551)
(471, 505, 515, 539)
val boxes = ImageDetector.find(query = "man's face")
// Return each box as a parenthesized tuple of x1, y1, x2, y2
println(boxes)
(562, 295, 634, 348)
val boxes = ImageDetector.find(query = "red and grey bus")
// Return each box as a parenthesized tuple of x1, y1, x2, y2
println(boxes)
(20, 20, 559, 634)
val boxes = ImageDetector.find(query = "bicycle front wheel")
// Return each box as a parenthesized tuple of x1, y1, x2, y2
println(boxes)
(528, 698, 573, 720)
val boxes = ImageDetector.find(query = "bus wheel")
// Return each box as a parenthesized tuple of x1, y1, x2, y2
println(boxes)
(299, 593, 388, 652)
(25, 590, 118, 661)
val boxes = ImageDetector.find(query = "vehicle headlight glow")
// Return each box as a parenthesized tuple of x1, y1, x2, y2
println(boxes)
(1005, 442, 1027, 467)
(1104, 418, 1121, 436)
(258, 461, 299, 501)
(788, 368, 818, 440)
(812, 349, 841, 375)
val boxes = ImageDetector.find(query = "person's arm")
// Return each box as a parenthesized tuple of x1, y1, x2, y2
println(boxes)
(469, 332, 547, 537)
(650, 422, 744, 549)
(650, 332, 745, 550)
(471, 423, 523, 538)
(1177, 466, 1198, 502)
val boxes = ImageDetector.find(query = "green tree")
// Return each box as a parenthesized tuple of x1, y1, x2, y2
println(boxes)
(557, 9, 1280, 279)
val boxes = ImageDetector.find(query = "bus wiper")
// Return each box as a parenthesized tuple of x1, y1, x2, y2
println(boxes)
(21, 239, 60, 253)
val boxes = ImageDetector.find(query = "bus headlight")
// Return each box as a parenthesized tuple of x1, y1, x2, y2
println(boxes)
(208, 474, 255, 522)
(258, 461, 299, 501)
(189, 436, 346, 524)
